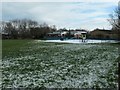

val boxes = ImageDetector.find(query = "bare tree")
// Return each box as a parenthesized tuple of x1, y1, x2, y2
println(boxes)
(109, 3, 120, 28)
(2, 18, 57, 39)
(10, 19, 39, 38)
(108, 1, 120, 39)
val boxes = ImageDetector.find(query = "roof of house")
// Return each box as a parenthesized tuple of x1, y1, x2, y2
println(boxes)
(48, 31, 61, 35)
(61, 31, 67, 35)
(74, 31, 87, 35)
(91, 29, 112, 34)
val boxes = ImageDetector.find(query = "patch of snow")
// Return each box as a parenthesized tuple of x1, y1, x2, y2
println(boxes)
(43, 39, 117, 44)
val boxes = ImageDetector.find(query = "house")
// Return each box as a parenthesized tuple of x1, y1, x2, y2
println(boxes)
(45, 31, 61, 40)
(46, 29, 69, 39)
(61, 31, 68, 36)
(47, 31, 61, 37)
(90, 28, 113, 39)
(46, 29, 88, 40)
(2, 32, 10, 39)
(73, 29, 88, 39)
(74, 31, 87, 39)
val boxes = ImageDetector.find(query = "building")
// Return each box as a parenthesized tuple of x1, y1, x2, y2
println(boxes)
(46, 29, 88, 40)
(74, 30, 87, 39)
(2, 32, 11, 39)
(90, 28, 113, 39)
(46, 29, 69, 40)
(47, 31, 61, 37)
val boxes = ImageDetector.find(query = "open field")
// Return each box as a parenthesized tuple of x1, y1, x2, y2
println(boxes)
(2, 40, 120, 88)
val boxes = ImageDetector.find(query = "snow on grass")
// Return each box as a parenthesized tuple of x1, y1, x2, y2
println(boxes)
(43, 39, 118, 44)
(2, 40, 120, 88)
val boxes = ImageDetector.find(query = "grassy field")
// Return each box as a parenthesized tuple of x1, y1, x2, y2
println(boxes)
(2, 40, 120, 88)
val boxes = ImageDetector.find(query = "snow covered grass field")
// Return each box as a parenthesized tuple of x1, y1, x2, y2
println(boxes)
(2, 40, 120, 88)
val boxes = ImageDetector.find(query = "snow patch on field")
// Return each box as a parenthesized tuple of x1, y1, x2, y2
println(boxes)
(2, 41, 119, 88)
(42, 39, 117, 44)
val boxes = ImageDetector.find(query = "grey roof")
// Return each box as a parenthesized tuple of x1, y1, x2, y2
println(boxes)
(48, 32, 61, 34)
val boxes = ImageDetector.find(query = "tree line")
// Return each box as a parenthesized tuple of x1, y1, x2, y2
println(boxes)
(1, 19, 57, 39)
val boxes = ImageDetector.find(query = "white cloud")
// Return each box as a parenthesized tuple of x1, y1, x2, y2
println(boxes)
(0, 3, 2, 20)
(1, 0, 119, 3)
(2, 2, 117, 30)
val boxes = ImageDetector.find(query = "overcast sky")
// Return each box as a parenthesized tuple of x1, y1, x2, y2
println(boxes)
(1, 0, 119, 30)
